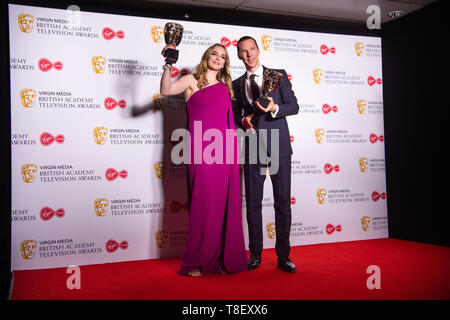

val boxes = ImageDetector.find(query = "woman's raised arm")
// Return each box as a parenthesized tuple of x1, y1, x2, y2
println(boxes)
(160, 44, 193, 96)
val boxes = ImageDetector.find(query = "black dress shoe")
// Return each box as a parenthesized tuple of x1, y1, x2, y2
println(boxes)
(248, 254, 261, 270)
(277, 258, 296, 273)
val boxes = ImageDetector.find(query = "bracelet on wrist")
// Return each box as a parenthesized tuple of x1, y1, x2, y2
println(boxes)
(162, 64, 172, 71)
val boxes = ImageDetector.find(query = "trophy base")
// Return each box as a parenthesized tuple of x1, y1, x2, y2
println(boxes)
(256, 96, 270, 109)
(164, 48, 179, 64)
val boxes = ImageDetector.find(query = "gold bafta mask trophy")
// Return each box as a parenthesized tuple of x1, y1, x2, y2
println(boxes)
(257, 68, 283, 109)
(163, 22, 183, 64)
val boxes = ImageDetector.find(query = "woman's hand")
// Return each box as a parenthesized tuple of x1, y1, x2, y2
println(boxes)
(161, 44, 176, 57)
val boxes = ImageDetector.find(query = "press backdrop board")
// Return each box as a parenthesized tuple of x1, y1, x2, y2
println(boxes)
(9, 4, 387, 270)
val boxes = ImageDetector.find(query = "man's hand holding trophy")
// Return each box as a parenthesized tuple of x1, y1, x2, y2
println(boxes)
(254, 68, 283, 114)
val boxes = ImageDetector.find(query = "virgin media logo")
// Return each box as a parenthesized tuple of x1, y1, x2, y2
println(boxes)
(326, 223, 342, 235)
(38, 58, 62, 72)
(171, 66, 179, 78)
(290, 197, 296, 205)
(105, 168, 128, 181)
(104, 97, 126, 110)
(320, 44, 335, 55)
(368, 76, 382, 86)
(371, 191, 386, 202)
(105, 239, 128, 253)
(324, 163, 340, 174)
(102, 27, 124, 40)
(40, 132, 64, 146)
(220, 37, 237, 48)
(180, 68, 188, 76)
(370, 134, 384, 143)
(322, 103, 338, 114)
(40, 207, 65, 221)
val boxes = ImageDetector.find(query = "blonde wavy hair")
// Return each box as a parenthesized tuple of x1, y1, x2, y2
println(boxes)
(193, 43, 235, 100)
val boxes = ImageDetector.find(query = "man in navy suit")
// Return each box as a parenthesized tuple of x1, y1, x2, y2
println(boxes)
(232, 36, 299, 273)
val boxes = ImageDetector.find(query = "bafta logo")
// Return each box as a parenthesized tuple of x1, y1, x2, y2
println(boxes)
(154, 161, 164, 179)
(313, 68, 323, 84)
(266, 223, 275, 239)
(18, 14, 34, 33)
(357, 99, 367, 114)
(93, 127, 108, 145)
(20, 240, 37, 259)
(152, 93, 165, 110)
(355, 42, 365, 57)
(155, 230, 168, 248)
(261, 35, 272, 51)
(359, 157, 369, 173)
(316, 188, 327, 204)
(315, 128, 325, 144)
(361, 216, 371, 231)
(21, 164, 37, 183)
(20, 88, 36, 108)
(151, 25, 164, 43)
(94, 198, 109, 217)
(91, 56, 106, 74)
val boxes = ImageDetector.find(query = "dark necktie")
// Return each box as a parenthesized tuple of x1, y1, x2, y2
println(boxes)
(250, 74, 260, 104)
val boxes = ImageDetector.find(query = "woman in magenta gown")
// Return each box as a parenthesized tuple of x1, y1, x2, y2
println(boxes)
(160, 43, 248, 276)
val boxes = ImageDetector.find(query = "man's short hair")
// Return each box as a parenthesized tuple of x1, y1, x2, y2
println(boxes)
(236, 36, 259, 52)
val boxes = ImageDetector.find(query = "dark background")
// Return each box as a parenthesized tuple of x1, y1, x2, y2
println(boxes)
(2, 0, 448, 300)
(382, 0, 448, 248)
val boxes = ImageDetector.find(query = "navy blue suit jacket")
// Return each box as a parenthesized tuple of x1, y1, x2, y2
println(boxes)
(232, 66, 299, 159)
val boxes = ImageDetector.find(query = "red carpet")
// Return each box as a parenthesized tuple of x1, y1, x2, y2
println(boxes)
(10, 238, 450, 300)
